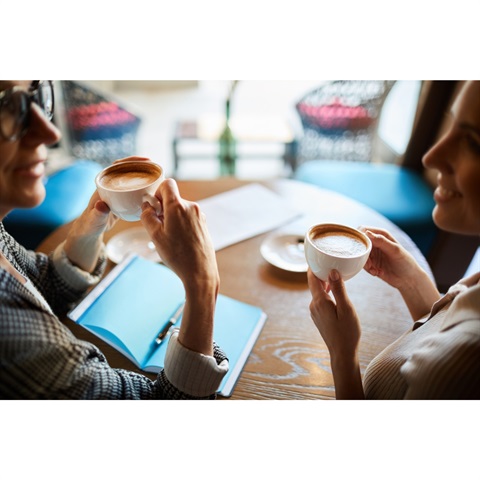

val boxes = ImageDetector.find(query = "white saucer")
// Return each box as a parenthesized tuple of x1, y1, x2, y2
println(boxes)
(260, 233, 308, 273)
(106, 227, 162, 264)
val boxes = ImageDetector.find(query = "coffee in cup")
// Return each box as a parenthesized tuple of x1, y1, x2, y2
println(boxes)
(95, 161, 164, 221)
(304, 223, 371, 281)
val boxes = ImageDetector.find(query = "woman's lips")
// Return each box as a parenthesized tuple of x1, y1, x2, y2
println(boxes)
(434, 185, 461, 203)
(15, 161, 45, 178)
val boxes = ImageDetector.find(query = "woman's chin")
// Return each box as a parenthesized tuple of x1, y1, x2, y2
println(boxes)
(20, 187, 46, 209)
(433, 207, 478, 236)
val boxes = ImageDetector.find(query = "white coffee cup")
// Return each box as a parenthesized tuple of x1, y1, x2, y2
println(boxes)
(95, 161, 164, 222)
(304, 223, 372, 281)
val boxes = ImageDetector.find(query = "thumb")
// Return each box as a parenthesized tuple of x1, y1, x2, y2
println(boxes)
(89, 200, 112, 228)
(94, 200, 110, 216)
(366, 229, 396, 254)
(141, 201, 162, 232)
(328, 269, 351, 309)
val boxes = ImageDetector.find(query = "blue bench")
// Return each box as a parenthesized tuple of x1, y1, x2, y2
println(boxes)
(3, 160, 102, 250)
(294, 160, 438, 256)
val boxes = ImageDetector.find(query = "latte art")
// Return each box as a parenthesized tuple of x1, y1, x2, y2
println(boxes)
(312, 232, 367, 257)
(99, 169, 159, 191)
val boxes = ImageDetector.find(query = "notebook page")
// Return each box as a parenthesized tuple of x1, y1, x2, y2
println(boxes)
(198, 183, 302, 251)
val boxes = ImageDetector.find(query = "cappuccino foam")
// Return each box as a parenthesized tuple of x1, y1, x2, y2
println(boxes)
(312, 232, 367, 258)
(99, 166, 159, 191)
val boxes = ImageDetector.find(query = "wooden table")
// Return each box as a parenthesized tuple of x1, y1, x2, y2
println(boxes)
(37, 178, 432, 400)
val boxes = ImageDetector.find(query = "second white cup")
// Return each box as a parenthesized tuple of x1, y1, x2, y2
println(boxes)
(304, 223, 372, 281)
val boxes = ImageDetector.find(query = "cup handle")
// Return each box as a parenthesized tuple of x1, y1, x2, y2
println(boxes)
(142, 193, 163, 217)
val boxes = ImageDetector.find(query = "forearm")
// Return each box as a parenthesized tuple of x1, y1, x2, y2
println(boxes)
(330, 355, 365, 400)
(62, 197, 113, 273)
(178, 278, 219, 356)
(398, 269, 441, 321)
(63, 232, 104, 273)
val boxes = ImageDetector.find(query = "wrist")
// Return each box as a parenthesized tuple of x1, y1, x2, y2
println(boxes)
(330, 351, 360, 372)
(64, 233, 104, 273)
(330, 354, 365, 400)
(398, 270, 440, 320)
(179, 284, 218, 357)
(183, 272, 220, 301)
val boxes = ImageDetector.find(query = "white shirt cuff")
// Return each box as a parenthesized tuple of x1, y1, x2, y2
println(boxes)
(164, 330, 229, 397)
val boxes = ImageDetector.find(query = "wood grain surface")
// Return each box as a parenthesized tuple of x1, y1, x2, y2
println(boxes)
(37, 178, 432, 400)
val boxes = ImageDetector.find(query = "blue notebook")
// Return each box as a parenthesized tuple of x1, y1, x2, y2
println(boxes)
(68, 254, 266, 397)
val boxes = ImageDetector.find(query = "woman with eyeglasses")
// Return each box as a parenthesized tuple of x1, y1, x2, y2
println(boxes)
(307, 80, 480, 399)
(0, 81, 228, 399)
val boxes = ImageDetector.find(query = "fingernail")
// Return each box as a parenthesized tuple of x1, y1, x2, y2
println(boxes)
(330, 269, 340, 281)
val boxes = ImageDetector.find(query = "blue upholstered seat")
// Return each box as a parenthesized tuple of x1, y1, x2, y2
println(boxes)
(294, 160, 438, 255)
(3, 160, 102, 250)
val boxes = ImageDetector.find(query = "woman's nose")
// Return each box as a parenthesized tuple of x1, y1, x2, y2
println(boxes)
(22, 102, 61, 147)
(422, 129, 454, 174)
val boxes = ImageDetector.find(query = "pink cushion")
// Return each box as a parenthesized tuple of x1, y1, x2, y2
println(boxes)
(297, 98, 374, 131)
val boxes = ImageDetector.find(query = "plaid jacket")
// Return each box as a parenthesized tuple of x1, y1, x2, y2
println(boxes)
(0, 223, 227, 399)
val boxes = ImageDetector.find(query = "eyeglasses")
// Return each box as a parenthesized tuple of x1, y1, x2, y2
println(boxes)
(0, 81, 55, 142)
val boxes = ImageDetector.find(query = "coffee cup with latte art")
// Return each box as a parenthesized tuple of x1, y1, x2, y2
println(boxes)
(95, 160, 164, 221)
(304, 223, 372, 281)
